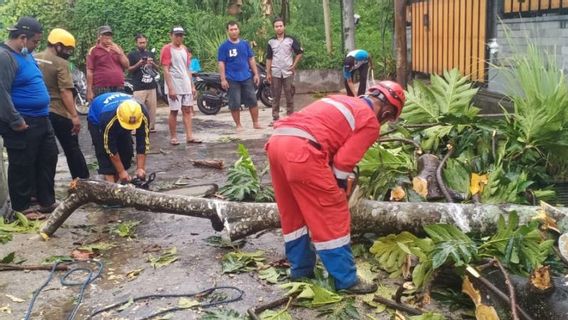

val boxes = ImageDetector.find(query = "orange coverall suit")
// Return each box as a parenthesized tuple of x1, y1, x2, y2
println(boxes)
(266, 95, 379, 289)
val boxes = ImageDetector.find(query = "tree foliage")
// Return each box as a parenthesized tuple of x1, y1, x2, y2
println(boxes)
(0, 0, 395, 74)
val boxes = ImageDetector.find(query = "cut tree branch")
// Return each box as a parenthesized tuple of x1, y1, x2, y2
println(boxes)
(0, 263, 71, 272)
(39, 180, 568, 241)
(494, 258, 519, 320)
(435, 145, 455, 203)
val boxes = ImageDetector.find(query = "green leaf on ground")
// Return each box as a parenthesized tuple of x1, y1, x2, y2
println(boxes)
(0, 232, 12, 244)
(117, 297, 134, 311)
(201, 309, 246, 319)
(1, 252, 15, 263)
(258, 267, 286, 284)
(316, 297, 360, 319)
(203, 235, 246, 249)
(259, 309, 293, 320)
(112, 220, 141, 238)
(148, 247, 178, 269)
(0, 212, 42, 234)
(221, 250, 265, 274)
(42, 255, 73, 264)
(409, 312, 446, 320)
(178, 297, 200, 309)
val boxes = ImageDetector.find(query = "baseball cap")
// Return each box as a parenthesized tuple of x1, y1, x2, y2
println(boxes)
(7, 16, 43, 34)
(171, 26, 185, 35)
(98, 25, 113, 35)
(343, 56, 355, 71)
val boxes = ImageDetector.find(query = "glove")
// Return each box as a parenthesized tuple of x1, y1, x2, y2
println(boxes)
(336, 178, 347, 191)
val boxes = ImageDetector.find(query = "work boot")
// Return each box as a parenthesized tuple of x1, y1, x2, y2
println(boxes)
(343, 277, 378, 294)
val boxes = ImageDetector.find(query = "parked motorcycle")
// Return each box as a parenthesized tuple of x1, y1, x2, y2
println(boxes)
(71, 65, 89, 115)
(195, 62, 293, 115)
(124, 64, 167, 103)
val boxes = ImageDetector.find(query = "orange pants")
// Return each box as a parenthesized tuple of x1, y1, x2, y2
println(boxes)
(266, 135, 357, 289)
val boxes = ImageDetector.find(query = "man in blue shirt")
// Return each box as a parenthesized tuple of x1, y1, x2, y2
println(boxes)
(343, 49, 371, 96)
(217, 21, 262, 130)
(0, 17, 59, 219)
(87, 92, 149, 183)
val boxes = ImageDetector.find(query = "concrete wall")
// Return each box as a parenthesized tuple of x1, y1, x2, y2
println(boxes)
(293, 69, 343, 93)
(0, 138, 9, 218)
(488, 15, 568, 94)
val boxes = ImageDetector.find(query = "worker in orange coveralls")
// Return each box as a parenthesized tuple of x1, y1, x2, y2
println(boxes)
(266, 81, 406, 294)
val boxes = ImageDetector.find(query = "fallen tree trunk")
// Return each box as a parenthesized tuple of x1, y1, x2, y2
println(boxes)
(40, 180, 568, 241)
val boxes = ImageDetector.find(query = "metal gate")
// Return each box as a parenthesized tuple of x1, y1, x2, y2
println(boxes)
(410, 0, 488, 83)
(504, 0, 568, 16)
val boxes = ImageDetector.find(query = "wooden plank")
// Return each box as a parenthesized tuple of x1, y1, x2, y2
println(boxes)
(478, 0, 487, 82)
(448, 0, 454, 72)
(551, 0, 561, 9)
(433, 0, 439, 74)
(512, 0, 521, 12)
(438, 0, 445, 74)
(428, 0, 434, 74)
(415, 2, 421, 72)
(454, 0, 461, 69)
(411, 4, 416, 73)
(471, 0, 480, 81)
(530, 0, 541, 10)
(504, 0, 513, 13)
(460, 0, 468, 77)
(420, 1, 425, 73)
(442, 0, 448, 74)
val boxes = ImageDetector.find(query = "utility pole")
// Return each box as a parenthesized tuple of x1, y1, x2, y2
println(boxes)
(323, 0, 333, 54)
(394, 0, 408, 87)
(342, 0, 355, 52)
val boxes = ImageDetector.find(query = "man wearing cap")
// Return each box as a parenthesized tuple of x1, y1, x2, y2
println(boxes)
(87, 92, 150, 183)
(36, 28, 90, 180)
(0, 16, 59, 218)
(160, 26, 200, 145)
(343, 49, 371, 97)
(86, 26, 129, 101)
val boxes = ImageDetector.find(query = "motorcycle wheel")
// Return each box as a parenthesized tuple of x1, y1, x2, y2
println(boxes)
(196, 92, 222, 115)
(259, 85, 273, 108)
(259, 84, 296, 108)
(75, 96, 90, 115)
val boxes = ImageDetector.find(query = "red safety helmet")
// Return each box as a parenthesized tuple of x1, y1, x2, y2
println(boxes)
(368, 81, 406, 119)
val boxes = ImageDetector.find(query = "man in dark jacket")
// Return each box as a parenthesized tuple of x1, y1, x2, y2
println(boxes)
(0, 17, 59, 219)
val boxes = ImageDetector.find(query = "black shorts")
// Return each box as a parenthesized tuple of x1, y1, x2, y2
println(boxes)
(227, 78, 257, 110)
(88, 122, 133, 175)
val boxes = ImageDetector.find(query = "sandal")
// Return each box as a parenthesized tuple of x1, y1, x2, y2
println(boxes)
(170, 138, 180, 145)
(22, 210, 47, 220)
(186, 138, 202, 144)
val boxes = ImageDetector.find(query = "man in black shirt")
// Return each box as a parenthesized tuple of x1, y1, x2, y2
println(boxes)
(128, 33, 159, 132)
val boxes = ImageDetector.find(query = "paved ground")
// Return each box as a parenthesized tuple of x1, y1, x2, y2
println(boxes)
(0, 94, 452, 320)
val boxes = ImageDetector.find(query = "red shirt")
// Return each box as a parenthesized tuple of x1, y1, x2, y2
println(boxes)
(86, 43, 125, 88)
(274, 95, 380, 176)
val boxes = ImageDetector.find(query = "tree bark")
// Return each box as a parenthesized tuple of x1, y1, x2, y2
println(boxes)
(40, 180, 568, 241)
(342, 0, 356, 52)
(394, 0, 408, 87)
(323, 0, 333, 55)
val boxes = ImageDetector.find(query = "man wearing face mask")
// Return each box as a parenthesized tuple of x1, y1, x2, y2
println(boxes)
(266, 81, 406, 294)
(0, 17, 59, 219)
(36, 28, 90, 180)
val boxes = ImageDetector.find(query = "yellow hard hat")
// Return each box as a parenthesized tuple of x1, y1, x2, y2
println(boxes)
(117, 100, 143, 130)
(47, 28, 76, 48)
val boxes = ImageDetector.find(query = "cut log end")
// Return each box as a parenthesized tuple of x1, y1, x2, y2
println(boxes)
(529, 266, 553, 294)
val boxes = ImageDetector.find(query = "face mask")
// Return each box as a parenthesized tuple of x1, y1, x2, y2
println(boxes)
(56, 46, 72, 60)
(20, 47, 29, 55)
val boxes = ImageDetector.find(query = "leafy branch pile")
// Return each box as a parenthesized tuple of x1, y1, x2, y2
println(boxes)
(220, 144, 274, 202)
(359, 46, 568, 204)
(369, 212, 559, 315)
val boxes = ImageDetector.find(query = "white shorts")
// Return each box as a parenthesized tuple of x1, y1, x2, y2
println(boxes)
(167, 94, 193, 111)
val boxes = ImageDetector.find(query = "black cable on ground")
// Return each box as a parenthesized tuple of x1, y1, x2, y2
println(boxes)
(24, 260, 104, 320)
(87, 286, 245, 319)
